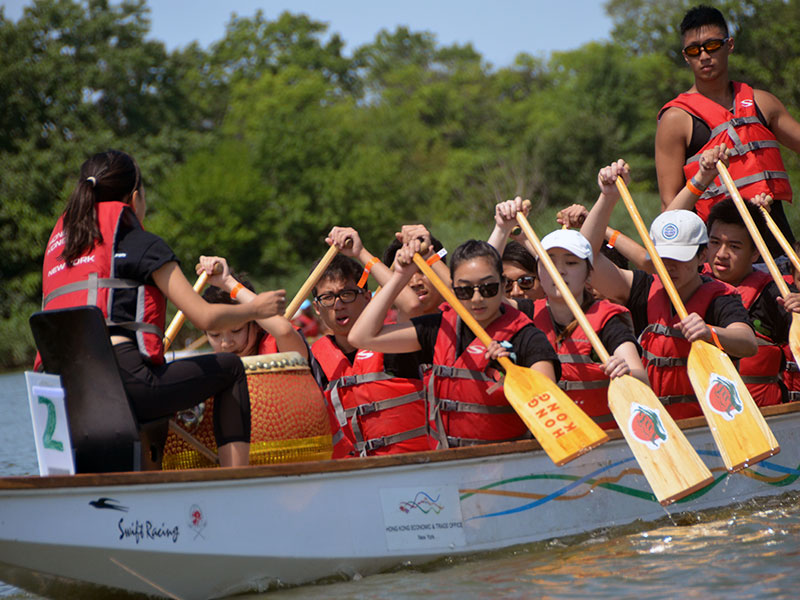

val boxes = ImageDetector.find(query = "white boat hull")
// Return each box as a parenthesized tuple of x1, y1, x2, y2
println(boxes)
(2, 405, 800, 599)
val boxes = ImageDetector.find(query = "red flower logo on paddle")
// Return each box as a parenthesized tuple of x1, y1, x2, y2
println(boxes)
(706, 373, 743, 421)
(628, 403, 668, 450)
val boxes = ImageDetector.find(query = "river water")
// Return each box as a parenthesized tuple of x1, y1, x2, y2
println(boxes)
(1, 370, 799, 599)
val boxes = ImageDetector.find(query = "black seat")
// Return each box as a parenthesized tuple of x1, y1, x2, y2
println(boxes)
(30, 306, 166, 473)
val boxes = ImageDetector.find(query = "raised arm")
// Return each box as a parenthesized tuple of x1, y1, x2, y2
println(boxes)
(328, 226, 423, 314)
(756, 88, 800, 154)
(154, 261, 284, 332)
(347, 241, 424, 354)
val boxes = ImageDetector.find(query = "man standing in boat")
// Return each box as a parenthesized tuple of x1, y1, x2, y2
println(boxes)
(655, 5, 800, 260)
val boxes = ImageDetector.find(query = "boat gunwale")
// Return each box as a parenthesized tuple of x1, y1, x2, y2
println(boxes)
(2, 403, 797, 490)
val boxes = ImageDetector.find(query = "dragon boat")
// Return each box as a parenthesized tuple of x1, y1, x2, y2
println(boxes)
(1, 403, 800, 600)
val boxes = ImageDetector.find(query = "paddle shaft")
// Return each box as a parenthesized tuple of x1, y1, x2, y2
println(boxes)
(615, 179, 690, 320)
(411, 251, 513, 372)
(759, 205, 800, 277)
(717, 162, 792, 297)
(163, 268, 217, 353)
(284, 240, 352, 319)
(515, 207, 609, 363)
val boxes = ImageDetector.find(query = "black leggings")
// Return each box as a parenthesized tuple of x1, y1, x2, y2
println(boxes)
(114, 343, 251, 445)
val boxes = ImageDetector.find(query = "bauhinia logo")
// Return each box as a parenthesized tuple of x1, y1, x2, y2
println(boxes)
(628, 402, 668, 450)
(706, 373, 743, 421)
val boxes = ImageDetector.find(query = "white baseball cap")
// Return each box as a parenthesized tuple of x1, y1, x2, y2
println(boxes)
(540, 229, 594, 266)
(649, 210, 708, 262)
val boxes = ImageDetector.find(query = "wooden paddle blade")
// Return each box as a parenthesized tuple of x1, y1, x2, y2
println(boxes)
(503, 362, 609, 466)
(790, 313, 800, 368)
(687, 340, 779, 472)
(607, 375, 712, 505)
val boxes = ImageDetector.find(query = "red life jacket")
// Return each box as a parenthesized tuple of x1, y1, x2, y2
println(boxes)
(735, 270, 785, 406)
(425, 305, 534, 448)
(38, 201, 166, 368)
(639, 275, 737, 420)
(659, 82, 791, 221)
(311, 336, 430, 457)
(257, 333, 278, 354)
(533, 298, 630, 430)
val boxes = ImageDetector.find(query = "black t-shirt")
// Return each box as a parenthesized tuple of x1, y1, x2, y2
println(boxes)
(108, 209, 178, 337)
(627, 270, 752, 341)
(749, 280, 795, 344)
(411, 306, 561, 380)
(516, 298, 639, 358)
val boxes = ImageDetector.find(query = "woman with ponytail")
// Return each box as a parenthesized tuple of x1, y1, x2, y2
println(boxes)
(40, 150, 285, 467)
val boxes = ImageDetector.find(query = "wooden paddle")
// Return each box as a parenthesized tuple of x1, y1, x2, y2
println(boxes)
(412, 246, 608, 466)
(284, 239, 352, 320)
(515, 206, 712, 504)
(615, 177, 779, 471)
(163, 264, 222, 352)
(759, 204, 800, 275)
(716, 162, 800, 369)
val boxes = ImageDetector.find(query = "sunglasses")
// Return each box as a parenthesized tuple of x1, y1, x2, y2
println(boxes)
(682, 37, 729, 57)
(504, 275, 536, 293)
(314, 288, 365, 307)
(452, 281, 501, 300)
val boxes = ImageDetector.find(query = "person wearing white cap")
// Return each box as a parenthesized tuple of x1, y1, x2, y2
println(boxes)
(529, 228, 648, 430)
(578, 160, 757, 421)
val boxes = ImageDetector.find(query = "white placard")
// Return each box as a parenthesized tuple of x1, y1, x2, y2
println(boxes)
(25, 372, 75, 476)
(380, 485, 466, 551)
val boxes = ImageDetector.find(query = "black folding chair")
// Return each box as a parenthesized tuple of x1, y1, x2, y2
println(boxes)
(30, 306, 167, 473)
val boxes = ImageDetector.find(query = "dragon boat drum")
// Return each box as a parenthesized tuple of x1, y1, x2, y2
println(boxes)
(163, 352, 333, 469)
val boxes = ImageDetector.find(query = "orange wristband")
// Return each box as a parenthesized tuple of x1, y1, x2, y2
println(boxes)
(708, 326, 724, 351)
(357, 257, 379, 288)
(606, 230, 620, 248)
(229, 282, 244, 300)
(686, 178, 704, 196)
(426, 248, 447, 266)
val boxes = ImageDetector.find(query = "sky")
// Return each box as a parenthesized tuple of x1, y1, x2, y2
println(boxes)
(1, 0, 614, 68)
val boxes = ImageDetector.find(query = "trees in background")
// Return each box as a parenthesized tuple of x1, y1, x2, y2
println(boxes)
(2, 0, 799, 367)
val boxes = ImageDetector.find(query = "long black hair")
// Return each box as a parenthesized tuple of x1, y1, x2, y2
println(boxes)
(61, 150, 142, 264)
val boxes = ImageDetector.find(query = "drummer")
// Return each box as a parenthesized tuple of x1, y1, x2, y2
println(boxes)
(196, 256, 308, 358)
(579, 160, 757, 420)
(348, 238, 560, 449)
(38, 150, 283, 467)
(308, 227, 433, 457)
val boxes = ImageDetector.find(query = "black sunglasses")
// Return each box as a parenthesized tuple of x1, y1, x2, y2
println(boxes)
(683, 37, 729, 57)
(314, 288, 365, 307)
(452, 281, 501, 300)
(504, 275, 536, 292)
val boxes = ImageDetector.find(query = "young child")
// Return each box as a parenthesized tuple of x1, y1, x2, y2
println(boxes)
(309, 228, 432, 457)
(197, 256, 308, 358)
(579, 160, 757, 420)
(532, 229, 648, 429)
(348, 239, 560, 448)
(705, 197, 800, 405)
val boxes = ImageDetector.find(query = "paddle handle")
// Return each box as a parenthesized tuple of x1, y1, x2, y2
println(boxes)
(516, 204, 610, 363)
(615, 178, 689, 320)
(759, 205, 800, 278)
(717, 162, 791, 297)
(284, 239, 353, 319)
(163, 265, 220, 352)
(411, 251, 514, 372)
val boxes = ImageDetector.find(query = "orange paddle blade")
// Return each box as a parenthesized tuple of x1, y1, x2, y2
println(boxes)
(501, 360, 608, 466)
(608, 375, 712, 504)
(687, 340, 779, 471)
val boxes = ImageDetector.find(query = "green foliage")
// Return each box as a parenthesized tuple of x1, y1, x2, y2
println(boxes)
(3, 0, 800, 369)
